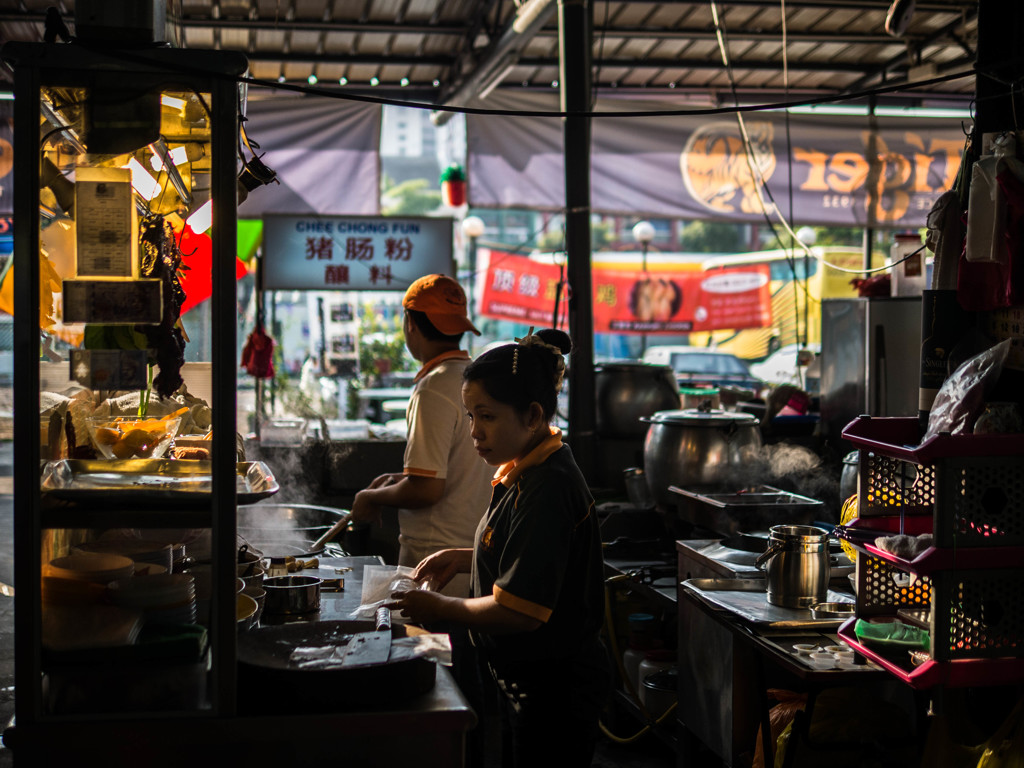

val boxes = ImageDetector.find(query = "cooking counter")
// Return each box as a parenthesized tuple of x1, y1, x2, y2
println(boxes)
(6, 554, 476, 767)
(677, 576, 889, 768)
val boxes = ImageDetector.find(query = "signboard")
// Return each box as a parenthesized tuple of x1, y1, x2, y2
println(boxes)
(479, 249, 771, 334)
(468, 91, 965, 228)
(262, 215, 454, 291)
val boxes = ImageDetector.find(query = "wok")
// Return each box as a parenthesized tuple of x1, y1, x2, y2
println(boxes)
(237, 619, 436, 712)
(237, 503, 351, 558)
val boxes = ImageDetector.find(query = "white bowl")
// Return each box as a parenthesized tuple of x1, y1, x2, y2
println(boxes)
(807, 651, 836, 669)
(824, 644, 849, 655)
(792, 643, 819, 655)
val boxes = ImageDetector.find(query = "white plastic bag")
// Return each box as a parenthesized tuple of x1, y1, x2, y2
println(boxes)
(349, 564, 420, 620)
(924, 339, 1011, 441)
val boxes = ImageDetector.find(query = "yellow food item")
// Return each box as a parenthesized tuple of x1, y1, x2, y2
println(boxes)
(93, 426, 121, 446)
(111, 439, 136, 459)
(123, 428, 153, 450)
(839, 495, 859, 562)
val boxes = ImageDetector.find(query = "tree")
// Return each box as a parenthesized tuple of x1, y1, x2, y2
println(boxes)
(381, 177, 442, 216)
(357, 305, 412, 386)
(678, 220, 745, 252)
(536, 221, 612, 252)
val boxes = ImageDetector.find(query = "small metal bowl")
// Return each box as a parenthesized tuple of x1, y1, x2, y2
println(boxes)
(263, 575, 322, 615)
(809, 602, 856, 620)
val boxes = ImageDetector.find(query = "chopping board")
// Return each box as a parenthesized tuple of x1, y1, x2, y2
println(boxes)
(237, 619, 436, 713)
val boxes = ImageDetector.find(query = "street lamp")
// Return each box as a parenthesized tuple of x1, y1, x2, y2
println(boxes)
(461, 215, 485, 346)
(632, 221, 656, 356)
(632, 220, 656, 271)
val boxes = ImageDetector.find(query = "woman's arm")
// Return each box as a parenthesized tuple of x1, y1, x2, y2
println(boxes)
(412, 548, 473, 591)
(389, 590, 542, 634)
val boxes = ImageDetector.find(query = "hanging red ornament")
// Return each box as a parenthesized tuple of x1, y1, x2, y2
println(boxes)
(241, 323, 276, 379)
(440, 164, 467, 207)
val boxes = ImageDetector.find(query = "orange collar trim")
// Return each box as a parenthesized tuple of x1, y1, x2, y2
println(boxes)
(492, 427, 563, 487)
(413, 349, 470, 383)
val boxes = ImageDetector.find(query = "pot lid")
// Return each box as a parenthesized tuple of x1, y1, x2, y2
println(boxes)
(647, 408, 758, 426)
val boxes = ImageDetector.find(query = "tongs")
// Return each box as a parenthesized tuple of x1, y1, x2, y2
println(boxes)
(311, 510, 353, 551)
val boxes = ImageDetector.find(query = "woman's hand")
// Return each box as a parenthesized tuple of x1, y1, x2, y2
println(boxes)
(388, 588, 455, 625)
(413, 548, 472, 591)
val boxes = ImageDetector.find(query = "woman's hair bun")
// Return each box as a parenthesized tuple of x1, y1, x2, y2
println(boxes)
(533, 328, 572, 356)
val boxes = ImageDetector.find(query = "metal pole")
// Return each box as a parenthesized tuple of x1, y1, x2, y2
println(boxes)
(559, 0, 596, 483)
(467, 235, 477, 354)
(640, 242, 648, 357)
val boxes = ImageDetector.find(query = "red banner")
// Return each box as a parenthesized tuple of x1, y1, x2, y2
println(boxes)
(478, 251, 569, 327)
(479, 250, 772, 334)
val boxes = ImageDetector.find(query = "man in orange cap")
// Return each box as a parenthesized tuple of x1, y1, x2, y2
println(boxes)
(351, 274, 493, 597)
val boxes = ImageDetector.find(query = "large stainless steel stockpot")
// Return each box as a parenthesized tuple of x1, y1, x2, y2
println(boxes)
(641, 409, 762, 508)
(595, 363, 681, 437)
(754, 524, 831, 608)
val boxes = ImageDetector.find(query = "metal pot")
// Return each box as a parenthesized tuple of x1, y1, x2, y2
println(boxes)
(754, 524, 831, 608)
(595, 363, 681, 437)
(641, 409, 762, 508)
(262, 574, 322, 615)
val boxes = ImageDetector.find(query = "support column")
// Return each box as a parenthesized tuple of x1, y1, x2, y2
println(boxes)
(559, 0, 597, 483)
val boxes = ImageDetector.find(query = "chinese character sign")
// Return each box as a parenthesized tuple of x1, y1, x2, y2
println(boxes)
(479, 249, 771, 334)
(262, 215, 453, 290)
(478, 252, 569, 327)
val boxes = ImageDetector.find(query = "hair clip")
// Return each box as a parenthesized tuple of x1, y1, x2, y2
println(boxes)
(512, 348, 519, 375)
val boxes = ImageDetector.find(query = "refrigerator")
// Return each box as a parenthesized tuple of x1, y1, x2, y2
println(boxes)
(820, 297, 922, 448)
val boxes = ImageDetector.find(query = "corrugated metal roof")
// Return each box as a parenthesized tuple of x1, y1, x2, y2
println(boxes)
(0, 0, 977, 110)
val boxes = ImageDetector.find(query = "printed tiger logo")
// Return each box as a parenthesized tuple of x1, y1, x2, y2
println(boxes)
(480, 526, 494, 551)
(680, 121, 777, 215)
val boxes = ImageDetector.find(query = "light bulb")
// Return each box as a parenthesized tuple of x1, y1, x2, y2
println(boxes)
(126, 157, 161, 200)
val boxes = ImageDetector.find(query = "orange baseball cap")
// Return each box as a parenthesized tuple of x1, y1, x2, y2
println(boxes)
(402, 274, 481, 336)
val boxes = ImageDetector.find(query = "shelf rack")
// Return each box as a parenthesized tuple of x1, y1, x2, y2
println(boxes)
(836, 416, 1024, 690)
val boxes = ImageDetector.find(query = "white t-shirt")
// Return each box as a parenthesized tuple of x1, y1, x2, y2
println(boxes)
(398, 351, 493, 593)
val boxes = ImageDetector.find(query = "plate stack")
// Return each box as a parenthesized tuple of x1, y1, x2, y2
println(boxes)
(108, 573, 198, 625)
(43, 553, 135, 584)
(74, 539, 176, 573)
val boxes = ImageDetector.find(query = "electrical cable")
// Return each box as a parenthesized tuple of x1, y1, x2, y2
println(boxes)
(709, 0, 926, 284)
(67, 38, 980, 122)
(598, 574, 678, 744)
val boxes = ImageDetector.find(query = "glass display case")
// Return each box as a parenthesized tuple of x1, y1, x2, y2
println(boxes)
(4, 40, 249, 727)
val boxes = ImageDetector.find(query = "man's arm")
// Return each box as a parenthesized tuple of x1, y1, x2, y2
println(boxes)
(350, 474, 445, 523)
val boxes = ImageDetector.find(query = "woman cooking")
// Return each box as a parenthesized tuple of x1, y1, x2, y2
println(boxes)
(388, 327, 611, 768)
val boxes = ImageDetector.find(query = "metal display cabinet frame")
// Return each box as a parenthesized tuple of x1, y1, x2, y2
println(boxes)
(4, 40, 246, 736)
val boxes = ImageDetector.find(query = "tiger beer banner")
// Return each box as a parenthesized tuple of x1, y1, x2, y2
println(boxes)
(467, 92, 964, 228)
(478, 249, 771, 334)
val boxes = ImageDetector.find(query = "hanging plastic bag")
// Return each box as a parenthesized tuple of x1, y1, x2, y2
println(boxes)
(241, 323, 275, 379)
(923, 338, 1011, 440)
(976, 696, 1024, 768)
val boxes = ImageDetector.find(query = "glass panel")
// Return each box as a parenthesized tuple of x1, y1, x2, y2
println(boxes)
(37, 83, 218, 715)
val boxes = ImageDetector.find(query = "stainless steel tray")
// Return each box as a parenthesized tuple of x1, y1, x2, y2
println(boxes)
(40, 459, 279, 506)
(670, 484, 824, 537)
(681, 578, 852, 629)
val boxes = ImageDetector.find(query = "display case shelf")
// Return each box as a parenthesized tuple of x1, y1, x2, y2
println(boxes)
(7, 40, 247, 727)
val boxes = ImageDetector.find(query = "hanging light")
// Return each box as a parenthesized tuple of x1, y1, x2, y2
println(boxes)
(125, 157, 161, 200)
(188, 199, 213, 233)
